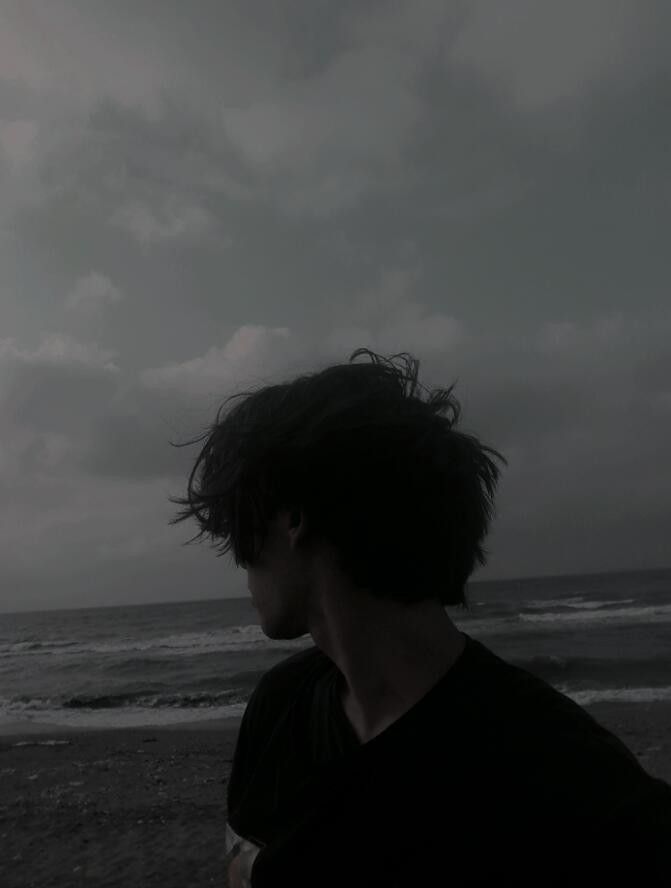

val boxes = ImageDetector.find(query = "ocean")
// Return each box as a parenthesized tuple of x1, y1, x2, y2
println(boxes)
(1, 568, 670, 731)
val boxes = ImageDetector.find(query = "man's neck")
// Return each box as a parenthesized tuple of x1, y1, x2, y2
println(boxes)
(310, 594, 466, 744)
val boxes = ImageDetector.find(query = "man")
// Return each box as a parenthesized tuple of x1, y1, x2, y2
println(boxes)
(170, 349, 671, 886)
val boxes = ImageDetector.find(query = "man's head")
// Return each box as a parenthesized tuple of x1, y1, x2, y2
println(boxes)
(169, 349, 506, 613)
(241, 505, 314, 640)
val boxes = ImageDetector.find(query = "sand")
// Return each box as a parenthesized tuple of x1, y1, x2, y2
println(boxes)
(1, 719, 241, 888)
(2, 703, 670, 887)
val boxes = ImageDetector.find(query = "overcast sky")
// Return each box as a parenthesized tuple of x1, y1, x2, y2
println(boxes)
(1, 1, 669, 612)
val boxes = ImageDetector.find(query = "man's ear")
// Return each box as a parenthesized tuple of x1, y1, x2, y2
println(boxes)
(287, 506, 308, 547)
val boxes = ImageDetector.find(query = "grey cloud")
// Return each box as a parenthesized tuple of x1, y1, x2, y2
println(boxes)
(2, 1, 669, 226)
(78, 408, 194, 482)
(140, 326, 295, 401)
(111, 198, 218, 247)
(0, 334, 119, 434)
(5, 0, 670, 244)
(0, 0, 172, 115)
(221, 43, 425, 216)
(0, 335, 122, 483)
(451, 0, 671, 111)
(0, 119, 39, 171)
(0, 472, 183, 604)
(65, 272, 123, 314)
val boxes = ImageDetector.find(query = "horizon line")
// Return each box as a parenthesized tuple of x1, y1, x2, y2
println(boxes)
(1, 563, 669, 617)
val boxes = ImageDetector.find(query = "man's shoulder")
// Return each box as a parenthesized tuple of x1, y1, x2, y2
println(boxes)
(462, 639, 651, 773)
(464, 638, 620, 734)
(250, 644, 330, 711)
(484, 655, 668, 809)
(452, 642, 671, 843)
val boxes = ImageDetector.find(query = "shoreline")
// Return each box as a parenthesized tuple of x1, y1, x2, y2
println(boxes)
(0, 714, 243, 737)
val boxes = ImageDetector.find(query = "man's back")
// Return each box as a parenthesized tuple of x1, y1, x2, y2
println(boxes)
(226, 634, 671, 885)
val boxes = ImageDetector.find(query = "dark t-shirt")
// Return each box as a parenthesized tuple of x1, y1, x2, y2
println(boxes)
(227, 633, 671, 886)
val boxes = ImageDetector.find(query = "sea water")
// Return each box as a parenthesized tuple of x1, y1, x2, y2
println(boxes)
(1, 568, 669, 730)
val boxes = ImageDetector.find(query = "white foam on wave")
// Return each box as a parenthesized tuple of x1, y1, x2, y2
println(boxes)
(558, 686, 671, 705)
(452, 616, 519, 636)
(564, 598, 635, 610)
(0, 701, 249, 730)
(525, 597, 587, 609)
(1, 626, 314, 659)
(519, 603, 671, 625)
(524, 597, 635, 611)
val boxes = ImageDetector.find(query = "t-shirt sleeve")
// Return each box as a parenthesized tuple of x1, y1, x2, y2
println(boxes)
(225, 661, 298, 830)
(226, 680, 265, 820)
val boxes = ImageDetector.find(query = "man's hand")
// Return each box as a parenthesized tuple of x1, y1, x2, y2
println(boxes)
(227, 851, 246, 888)
(227, 840, 262, 888)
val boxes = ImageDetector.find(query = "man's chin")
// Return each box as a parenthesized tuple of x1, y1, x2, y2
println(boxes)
(261, 621, 307, 642)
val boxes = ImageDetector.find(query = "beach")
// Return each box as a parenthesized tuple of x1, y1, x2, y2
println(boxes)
(2, 702, 671, 888)
(1, 718, 241, 888)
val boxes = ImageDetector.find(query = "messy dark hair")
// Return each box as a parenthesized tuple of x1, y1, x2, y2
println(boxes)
(168, 349, 506, 609)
